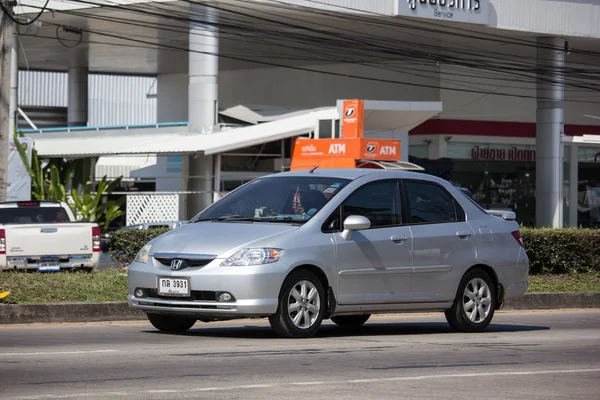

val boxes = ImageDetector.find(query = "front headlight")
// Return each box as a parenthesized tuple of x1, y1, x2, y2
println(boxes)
(220, 248, 284, 266)
(134, 244, 152, 264)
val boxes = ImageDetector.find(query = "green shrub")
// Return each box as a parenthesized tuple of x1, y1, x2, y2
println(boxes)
(109, 227, 171, 267)
(521, 227, 600, 274)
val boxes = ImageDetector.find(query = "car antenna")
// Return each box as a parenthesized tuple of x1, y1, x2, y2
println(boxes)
(309, 164, 319, 173)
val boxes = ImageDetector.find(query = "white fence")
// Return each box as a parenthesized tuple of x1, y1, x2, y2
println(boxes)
(126, 194, 180, 226)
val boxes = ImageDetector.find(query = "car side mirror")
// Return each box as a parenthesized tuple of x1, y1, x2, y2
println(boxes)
(341, 215, 371, 240)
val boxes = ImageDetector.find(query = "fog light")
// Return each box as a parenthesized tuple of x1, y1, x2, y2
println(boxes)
(134, 288, 145, 298)
(217, 292, 234, 302)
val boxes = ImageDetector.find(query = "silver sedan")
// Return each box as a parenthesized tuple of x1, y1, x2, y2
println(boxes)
(127, 168, 529, 338)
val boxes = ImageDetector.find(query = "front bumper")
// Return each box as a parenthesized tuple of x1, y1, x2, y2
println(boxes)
(127, 258, 290, 318)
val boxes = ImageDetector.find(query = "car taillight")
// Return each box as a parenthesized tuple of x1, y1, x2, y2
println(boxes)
(92, 226, 101, 252)
(511, 230, 524, 247)
(0, 229, 5, 255)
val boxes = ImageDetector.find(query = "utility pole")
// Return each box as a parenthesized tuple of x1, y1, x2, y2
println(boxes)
(0, 2, 14, 202)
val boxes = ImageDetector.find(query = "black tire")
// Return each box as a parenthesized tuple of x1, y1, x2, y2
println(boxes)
(331, 314, 371, 327)
(445, 268, 497, 333)
(269, 269, 326, 338)
(147, 313, 197, 333)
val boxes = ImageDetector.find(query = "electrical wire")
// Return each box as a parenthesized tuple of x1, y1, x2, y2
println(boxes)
(34, 0, 600, 81)
(13, 0, 600, 104)
(56, 25, 83, 48)
(82, 0, 600, 85)
(0, 0, 49, 26)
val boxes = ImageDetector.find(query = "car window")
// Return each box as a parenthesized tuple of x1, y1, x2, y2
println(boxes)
(457, 189, 488, 215)
(0, 206, 70, 224)
(404, 180, 458, 224)
(192, 176, 351, 224)
(341, 181, 401, 228)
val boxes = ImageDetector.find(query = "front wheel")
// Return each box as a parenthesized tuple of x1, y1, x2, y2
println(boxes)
(269, 270, 326, 338)
(445, 269, 497, 332)
(147, 313, 197, 333)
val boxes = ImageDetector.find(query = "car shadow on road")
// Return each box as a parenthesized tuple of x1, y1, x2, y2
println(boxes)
(143, 321, 550, 339)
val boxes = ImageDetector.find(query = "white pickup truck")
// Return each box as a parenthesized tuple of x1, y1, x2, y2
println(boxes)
(0, 201, 101, 272)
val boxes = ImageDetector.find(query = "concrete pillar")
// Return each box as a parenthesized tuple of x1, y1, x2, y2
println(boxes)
(535, 37, 565, 228)
(68, 67, 88, 127)
(568, 144, 579, 227)
(186, 8, 218, 218)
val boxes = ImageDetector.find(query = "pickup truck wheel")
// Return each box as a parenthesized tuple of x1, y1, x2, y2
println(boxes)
(331, 314, 371, 327)
(268, 270, 325, 339)
(147, 313, 197, 333)
(445, 269, 496, 333)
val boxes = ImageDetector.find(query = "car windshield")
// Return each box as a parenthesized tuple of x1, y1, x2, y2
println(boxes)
(192, 175, 351, 223)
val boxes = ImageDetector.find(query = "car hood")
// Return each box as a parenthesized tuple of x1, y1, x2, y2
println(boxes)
(149, 221, 300, 257)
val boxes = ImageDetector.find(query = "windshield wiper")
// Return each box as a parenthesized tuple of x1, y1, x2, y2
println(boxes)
(194, 215, 252, 222)
(194, 215, 307, 223)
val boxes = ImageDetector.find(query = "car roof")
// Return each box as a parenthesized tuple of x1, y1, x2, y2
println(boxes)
(265, 168, 432, 181)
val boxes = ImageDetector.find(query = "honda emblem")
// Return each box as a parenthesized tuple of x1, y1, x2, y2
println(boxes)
(170, 259, 185, 270)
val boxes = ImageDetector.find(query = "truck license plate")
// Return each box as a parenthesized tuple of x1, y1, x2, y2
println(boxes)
(38, 261, 60, 272)
(157, 277, 190, 297)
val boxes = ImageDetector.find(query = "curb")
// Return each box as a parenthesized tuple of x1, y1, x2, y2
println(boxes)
(0, 301, 145, 325)
(501, 292, 600, 310)
(1, 293, 599, 325)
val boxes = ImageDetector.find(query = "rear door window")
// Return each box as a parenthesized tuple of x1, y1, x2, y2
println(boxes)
(403, 180, 463, 224)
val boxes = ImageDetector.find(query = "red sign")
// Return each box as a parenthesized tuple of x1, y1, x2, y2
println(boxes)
(471, 146, 536, 162)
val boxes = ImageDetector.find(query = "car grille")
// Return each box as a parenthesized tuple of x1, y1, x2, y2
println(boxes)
(153, 256, 214, 269)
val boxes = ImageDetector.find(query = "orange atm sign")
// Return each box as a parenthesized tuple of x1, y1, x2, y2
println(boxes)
(293, 138, 401, 161)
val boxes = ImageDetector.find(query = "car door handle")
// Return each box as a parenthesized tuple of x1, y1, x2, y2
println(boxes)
(390, 235, 407, 244)
(456, 230, 472, 239)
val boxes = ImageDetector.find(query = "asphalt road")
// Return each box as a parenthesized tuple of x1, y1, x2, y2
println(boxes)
(1, 310, 599, 400)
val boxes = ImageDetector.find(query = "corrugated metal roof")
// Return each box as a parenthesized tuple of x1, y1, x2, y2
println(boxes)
(18, 70, 156, 126)
(96, 155, 158, 181)
(89, 74, 157, 126)
(19, 70, 67, 107)
(24, 108, 338, 157)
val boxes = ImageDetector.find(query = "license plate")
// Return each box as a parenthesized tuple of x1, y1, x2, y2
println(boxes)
(157, 277, 191, 297)
(38, 262, 60, 272)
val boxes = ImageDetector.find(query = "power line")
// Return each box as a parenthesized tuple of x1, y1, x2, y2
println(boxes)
(0, 0, 49, 26)
(15, 0, 600, 104)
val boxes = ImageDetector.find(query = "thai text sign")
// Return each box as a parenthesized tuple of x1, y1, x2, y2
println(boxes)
(395, 0, 490, 25)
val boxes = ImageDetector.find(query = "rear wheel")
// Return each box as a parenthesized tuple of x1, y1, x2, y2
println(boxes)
(331, 314, 371, 327)
(269, 269, 326, 338)
(445, 268, 496, 332)
(147, 313, 197, 333)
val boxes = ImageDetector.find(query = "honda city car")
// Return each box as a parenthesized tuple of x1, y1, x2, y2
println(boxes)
(127, 168, 529, 338)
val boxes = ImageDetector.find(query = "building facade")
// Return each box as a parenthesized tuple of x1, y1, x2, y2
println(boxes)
(12, 0, 600, 228)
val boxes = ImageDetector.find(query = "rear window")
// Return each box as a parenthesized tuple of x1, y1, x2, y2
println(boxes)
(0, 206, 71, 224)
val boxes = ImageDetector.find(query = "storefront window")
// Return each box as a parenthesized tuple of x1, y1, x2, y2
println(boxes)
(409, 144, 429, 159)
(429, 142, 537, 226)
(577, 147, 600, 228)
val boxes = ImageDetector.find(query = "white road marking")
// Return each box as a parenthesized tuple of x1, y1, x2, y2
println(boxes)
(7, 367, 600, 399)
(0, 349, 118, 357)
